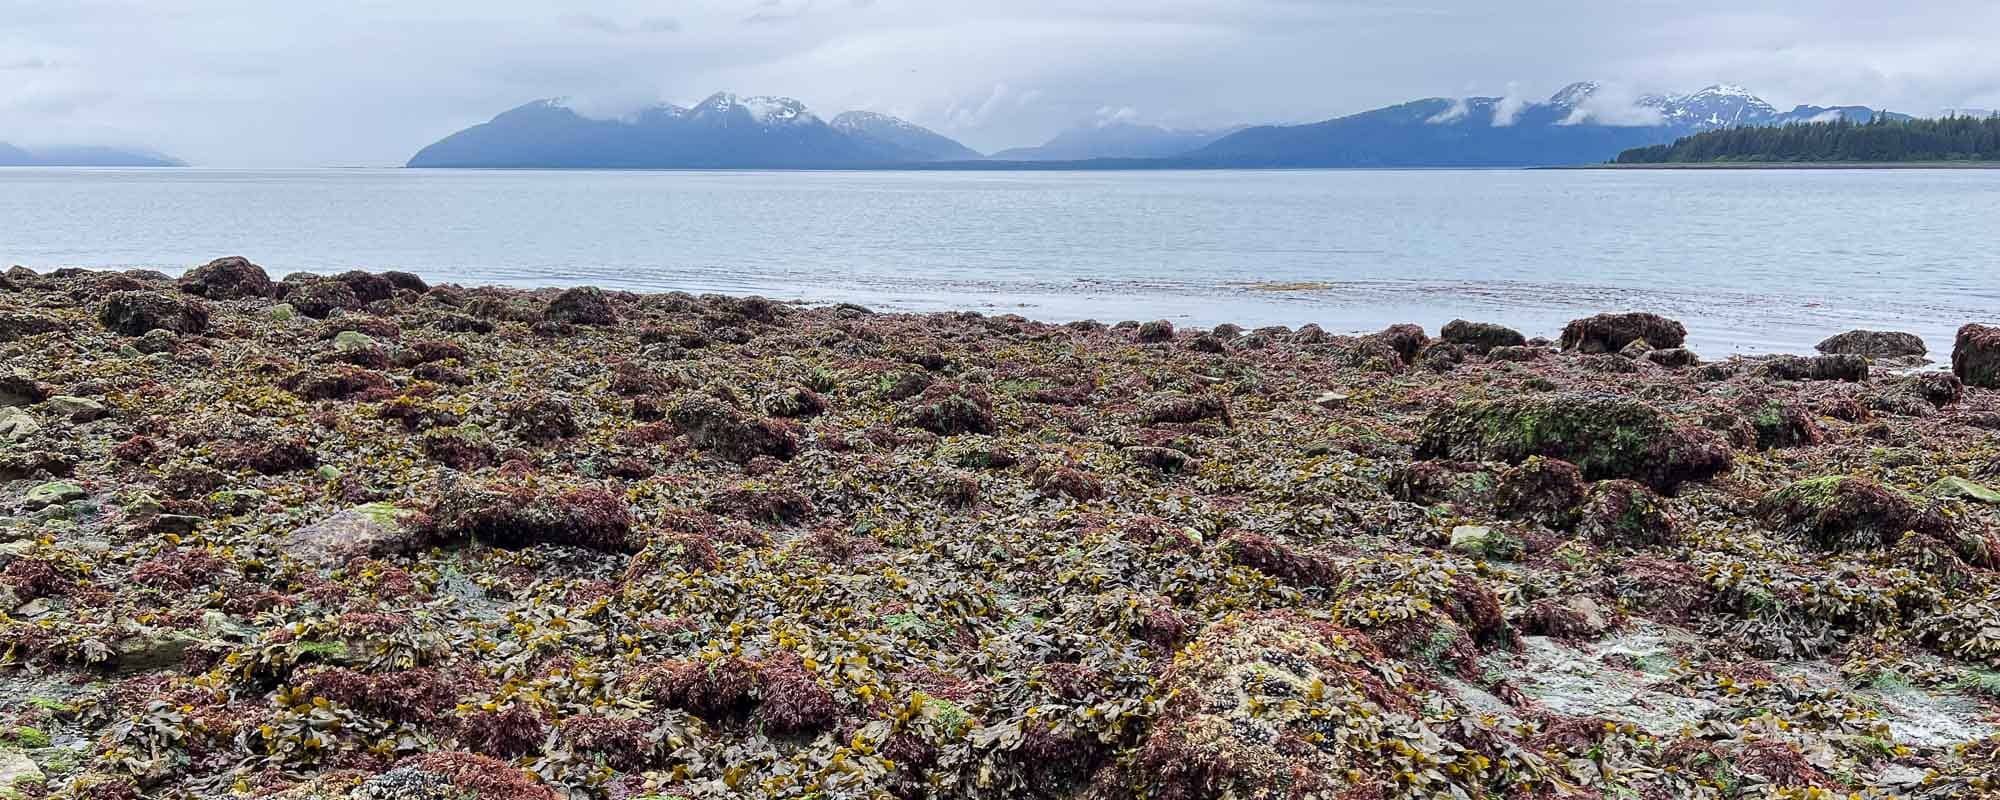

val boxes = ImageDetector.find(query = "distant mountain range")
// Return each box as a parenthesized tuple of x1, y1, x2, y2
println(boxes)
(989, 122, 1246, 161)
(407, 83, 1907, 169)
(0, 143, 184, 167)
(1186, 83, 1906, 167)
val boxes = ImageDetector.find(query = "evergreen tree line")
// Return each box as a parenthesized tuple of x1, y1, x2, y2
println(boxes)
(1615, 114, 2000, 163)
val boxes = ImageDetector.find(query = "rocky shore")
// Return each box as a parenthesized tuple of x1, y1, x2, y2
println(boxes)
(3, 257, 2000, 799)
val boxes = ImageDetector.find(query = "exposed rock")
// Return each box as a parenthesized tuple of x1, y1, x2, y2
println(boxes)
(0, 372, 48, 407)
(1759, 476, 1945, 550)
(42, 395, 108, 423)
(0, 407, 39, 443)
(286, 503, 422, 568)
(1817, 329, 1927, 358)
(1560, 312, 1687, 354)
(23, 480, 85, 510)
(97, 290, 210, 335)
(1488, 344, 1546, 362)
(114, 624, 199, 673)
(0, 747, 42, 789)
(1440, 319, 1526, 353)
(331, 330, 378, 353)
(178, 255, 275, 300)
(1450, 524, 1520, 559)
(1370, 323, 1429, 364)
(1930, 477, 2000, 505)
(0, 310, 62, 342)
(1955, 323, 2000, 389)
(1415, 394, 1732, 491)
(546, 286, 618, 325)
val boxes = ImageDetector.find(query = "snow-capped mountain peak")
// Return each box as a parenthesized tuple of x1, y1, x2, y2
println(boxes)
(1548, 81, 1602, 108)
(694, 92, 817, 125)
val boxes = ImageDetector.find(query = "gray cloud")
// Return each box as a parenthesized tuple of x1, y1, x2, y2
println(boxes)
(2, 0, 1997, 166)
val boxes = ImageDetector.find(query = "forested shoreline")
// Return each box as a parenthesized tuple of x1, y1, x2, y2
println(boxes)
(1617, 114, 2000, 163)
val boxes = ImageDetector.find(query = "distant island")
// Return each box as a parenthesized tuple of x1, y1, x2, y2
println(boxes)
(1615, 115, 2000, 164)
(0, 142, 184, 167)
(407, 83, 1902, 170)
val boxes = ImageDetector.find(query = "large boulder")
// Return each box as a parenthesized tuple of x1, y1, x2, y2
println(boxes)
(1440, 319, 1527, 354)
(1415, 394, 1731, 491)
(287, 280, 364, 319)
(178, 256, 275, 300)
(1559, 312, 1686, 353)
(97, 290, 210, 336)
(1816, 329, 1926, 358)
(1758, 476, 1946, 550)
(1956, 324, 2000, 389)
(285, 503, 423, 568)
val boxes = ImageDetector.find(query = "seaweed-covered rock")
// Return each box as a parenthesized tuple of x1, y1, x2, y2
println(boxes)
(1577, 479, 1680, 547)
(1759, 476, 1946, 550)
(1135, 319, 1175, 343)
(1415, 394, 1731, 491)
(177, 255, 275, 300)
(546, 286, 617, 325)
(1130, 613, 1515, 800)
(904, 384, 996, 435)
(1745, 398, 1824, 450)
(287, 280, 364, 319)
(1370, 323, 1429, 364)
(1645, 347, 1699, 368)
(1560, 312, 1686, 353)
(1757, 353, 1869, 382)
(1817, 329, 1927, 358)
(428, 481, 637, 553)
(97, 290, 210, 335)
(1494, 456, 1586, 529)
(669, 395, 799, 463)
(1440, 319, 1526, 353)
(1956, 323, 2000, 389)
(1142, 393, 1230, 426)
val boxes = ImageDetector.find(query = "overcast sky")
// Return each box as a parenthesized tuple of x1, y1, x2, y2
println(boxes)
(5, 0, 1999, 166)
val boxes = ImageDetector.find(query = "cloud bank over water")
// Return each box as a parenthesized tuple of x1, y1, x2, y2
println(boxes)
(4, 0, 1999, 166)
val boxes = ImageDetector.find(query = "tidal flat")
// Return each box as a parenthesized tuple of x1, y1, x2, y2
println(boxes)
(4, 258, 2000, 799)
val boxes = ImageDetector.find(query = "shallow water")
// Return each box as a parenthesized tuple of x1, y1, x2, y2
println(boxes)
(3, 166, 1995, 355)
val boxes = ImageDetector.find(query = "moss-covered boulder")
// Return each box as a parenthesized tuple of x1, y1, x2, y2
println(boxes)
(1559, 312, 1686, 353)
(1955, 323, 2000, 389)
(1759, 476, 1946, 550)
(1415, 394, 1731, 491)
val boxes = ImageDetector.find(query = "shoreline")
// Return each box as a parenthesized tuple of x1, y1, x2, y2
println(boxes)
(1563, 160, 2000, 170)
(3, 261, 1999, 797)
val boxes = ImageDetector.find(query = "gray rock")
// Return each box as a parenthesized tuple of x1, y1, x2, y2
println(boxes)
(41, 395, 108, 422)
(22, 481, 84, 510)
(331, 330, 377, 352)
(113, 625, 198, 673)
(0, 407, 39, 443)
(285, 503, 419, 568)
(0, 747, 42, 790)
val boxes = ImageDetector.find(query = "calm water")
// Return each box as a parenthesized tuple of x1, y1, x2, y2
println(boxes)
(3, 167, 1996, 355)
